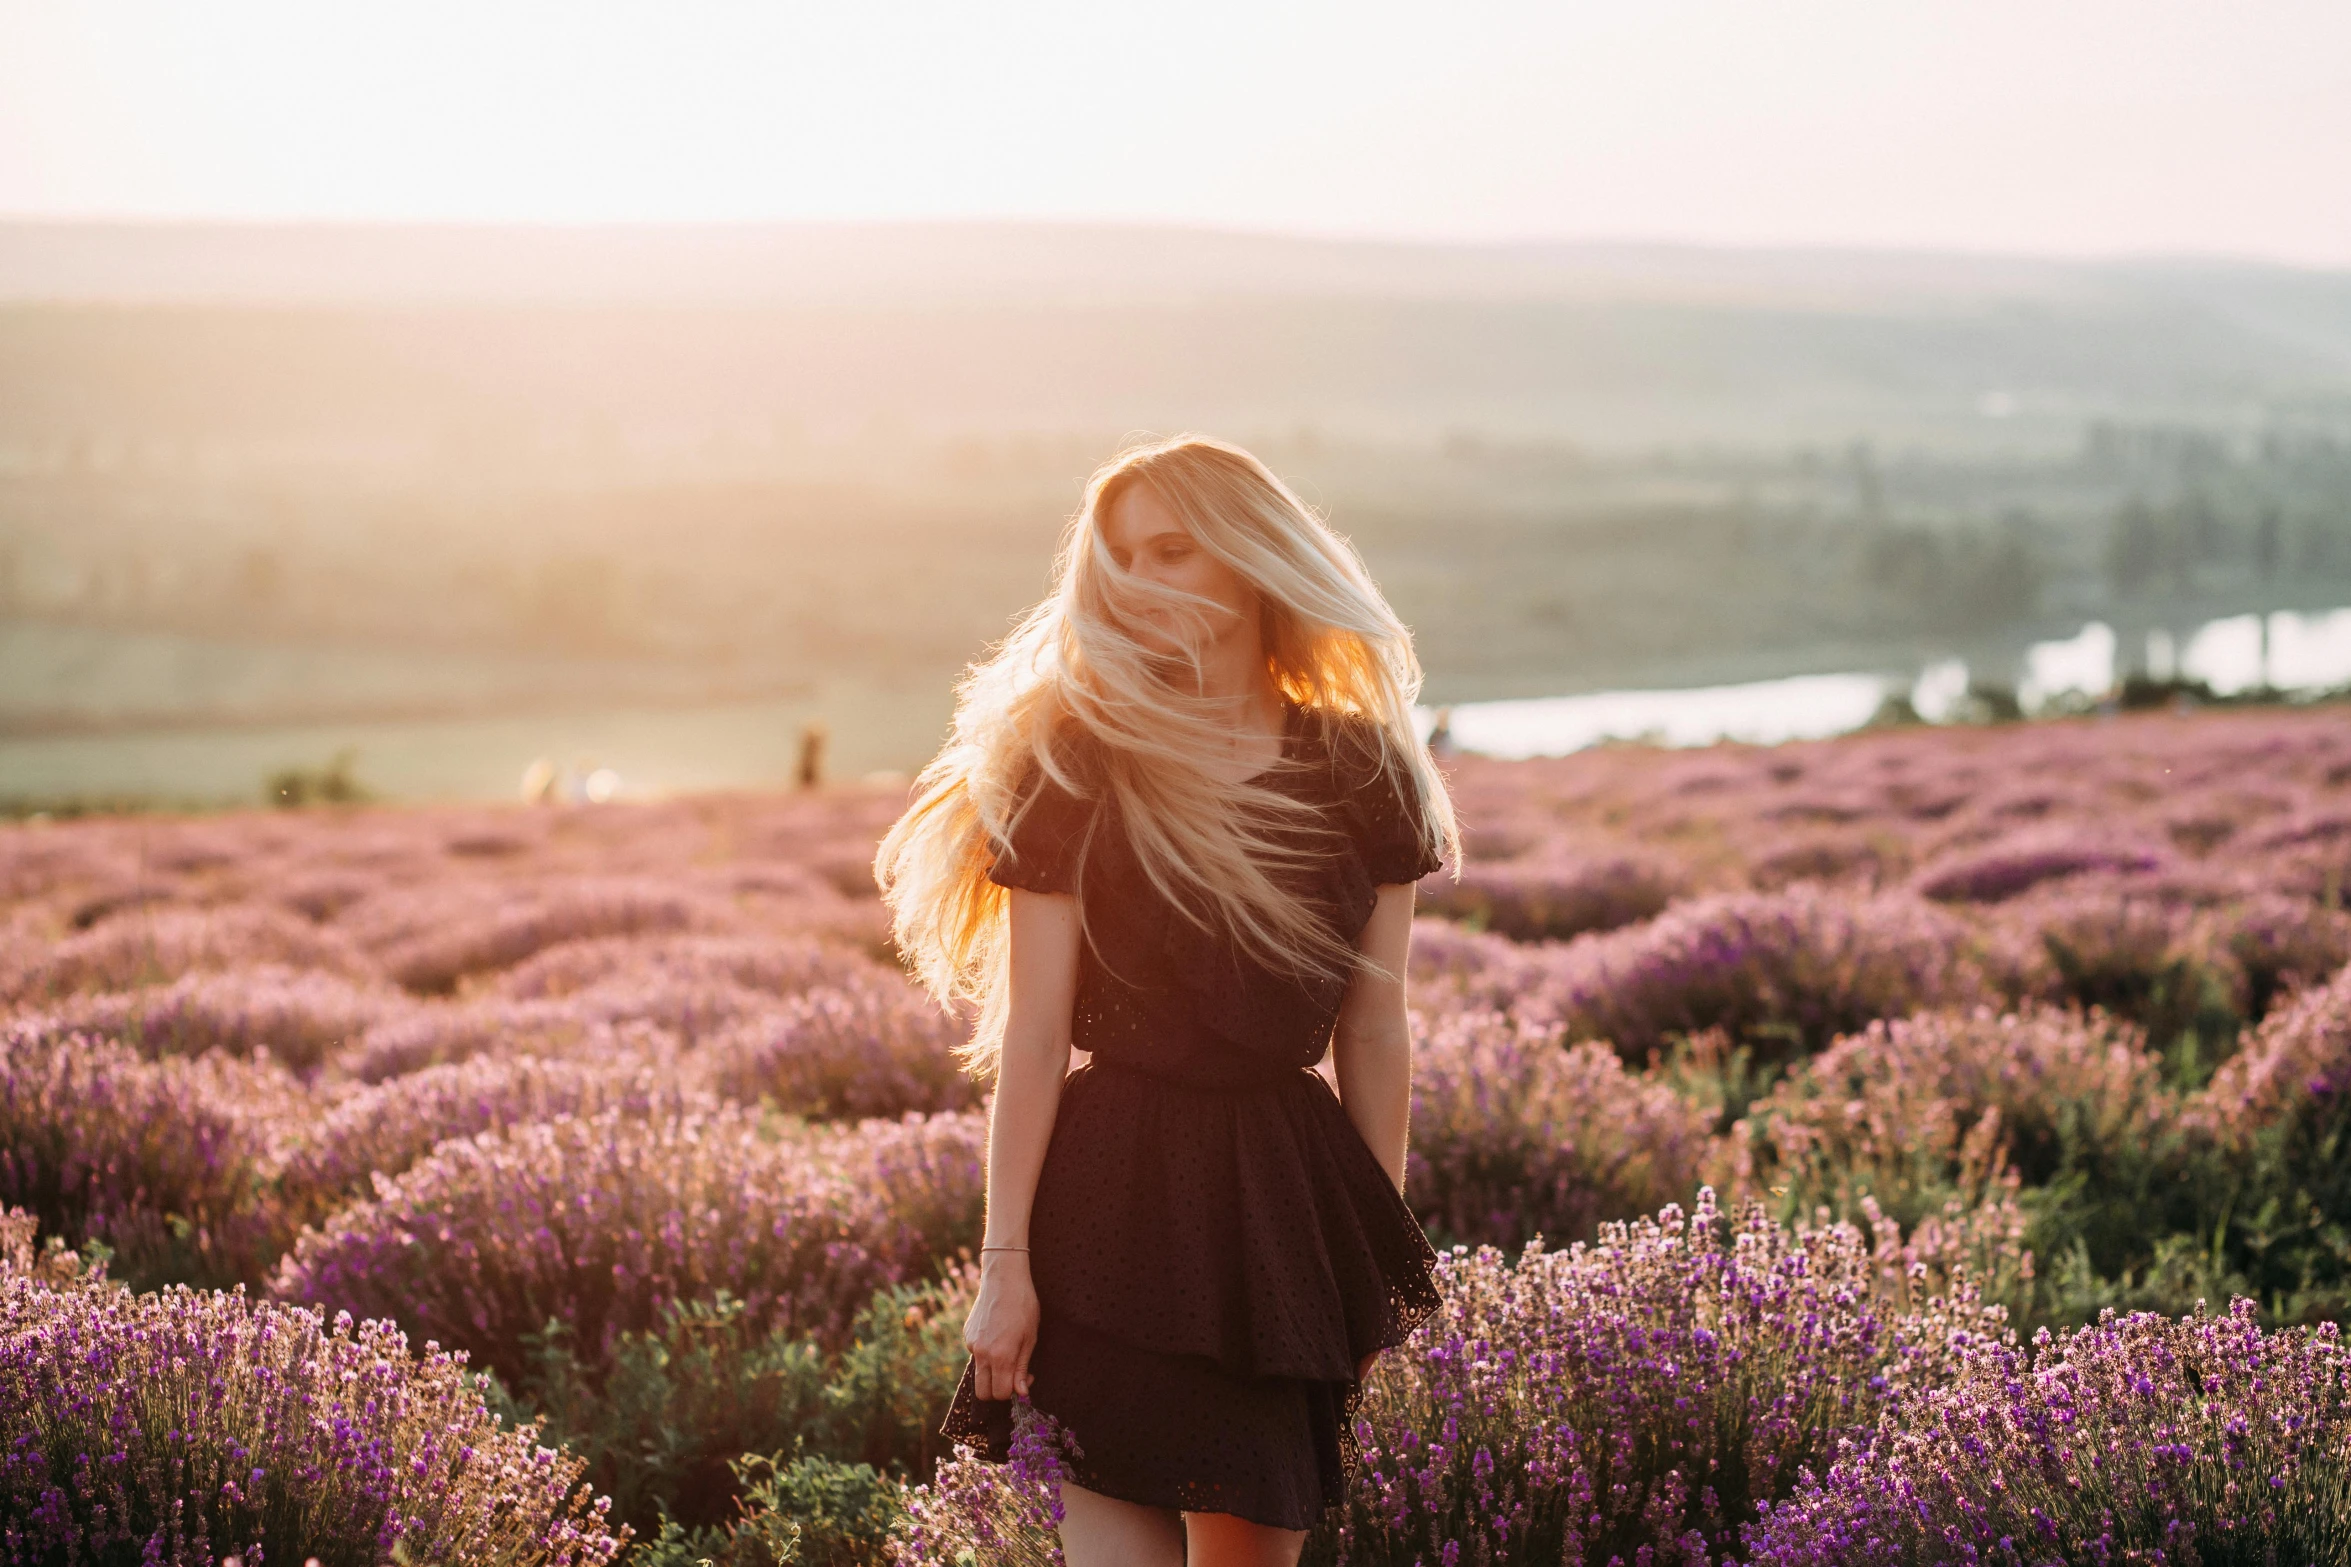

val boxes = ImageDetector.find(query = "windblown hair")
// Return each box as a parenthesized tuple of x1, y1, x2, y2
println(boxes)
(875, 433, 1459, 1081)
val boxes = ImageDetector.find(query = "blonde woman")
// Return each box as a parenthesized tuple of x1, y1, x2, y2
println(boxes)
(876, 434, 1458, 1565)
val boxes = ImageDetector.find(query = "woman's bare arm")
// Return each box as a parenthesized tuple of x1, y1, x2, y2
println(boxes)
(1330, 882, 1419, 1193)
(964, 886, 1082, 1401)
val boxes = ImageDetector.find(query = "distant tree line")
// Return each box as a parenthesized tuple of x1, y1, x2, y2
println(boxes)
(1860, 517, 2042, 634)
(2099, 425, 2351, 598)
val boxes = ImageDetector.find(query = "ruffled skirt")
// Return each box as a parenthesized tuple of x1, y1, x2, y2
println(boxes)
(938, 1057, 1442, 1530)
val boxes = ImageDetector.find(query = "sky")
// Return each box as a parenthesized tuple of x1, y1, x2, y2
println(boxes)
(3, 0, 2349, 266)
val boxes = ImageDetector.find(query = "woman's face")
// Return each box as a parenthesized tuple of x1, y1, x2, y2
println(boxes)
(1099, 481, 1258, 658)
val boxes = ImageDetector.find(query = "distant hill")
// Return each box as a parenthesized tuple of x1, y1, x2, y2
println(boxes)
(2, 222, 2349, 450)
(0, 220, 2155, 306)
(1, 221, 2347, 332)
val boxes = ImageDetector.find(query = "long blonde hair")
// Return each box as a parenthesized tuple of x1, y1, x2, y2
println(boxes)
(874, 433, 1459, 1080)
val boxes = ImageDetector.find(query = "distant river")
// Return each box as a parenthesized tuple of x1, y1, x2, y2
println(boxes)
(7, 608, 2347, 806)
(1419, 606, 2351, 761)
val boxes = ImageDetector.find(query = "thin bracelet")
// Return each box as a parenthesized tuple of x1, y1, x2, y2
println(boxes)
(980, 1244, 1029, 1252)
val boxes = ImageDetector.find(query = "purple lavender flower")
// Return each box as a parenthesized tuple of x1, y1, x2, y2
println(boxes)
(1743, 1298, 2351, 1566)
(489, 930, 888, 1005)
(1912, 828, 2170, 904)
(6, 904, 375, 1007)
(0, 1268, 628, 1564)
(1317, 1189, 2010, 1566)
(270, 1051, 718, 1233)
(695, 975, 980, 1120)
(888, 1397, 1082, 1566)
(1732, 1003, 2165, 1231)
(0, 1024, 304, 1290)
(1405, 1004, 1713, 1251)
(1519, 887, 1980, 1063)
(337, 875, 741, 994)
(1418, 848, 1689, 942)
(272, 1103, 985, 1386)
(28, 962, 403, 1077)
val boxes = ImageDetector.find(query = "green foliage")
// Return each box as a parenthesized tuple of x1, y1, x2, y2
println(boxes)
(628, 1453, 807, 1567)
(1734, 993, 2351, 1338)
(754, 1455, 903, 1567)
(483, 1296, 830, 1538)
(629, 1452, 915, 1567)
(483, 1269, 972, 1549)
(266, 746, 372, 807)
(1652, 1028, 1784, 1139)
(2038, 925, 2241, 1060)
(2181, 1086, 2351, 1328)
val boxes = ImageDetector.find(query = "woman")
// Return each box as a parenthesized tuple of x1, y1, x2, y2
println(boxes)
(875, 433, 1458, 1565)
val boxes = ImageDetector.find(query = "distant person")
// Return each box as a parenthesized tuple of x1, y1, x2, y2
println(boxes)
(876, 435, 1460, 1566)
(796, 720, 828, 790)
(1427, 704, 1456, 758)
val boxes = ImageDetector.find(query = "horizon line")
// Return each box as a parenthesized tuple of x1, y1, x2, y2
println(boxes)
(0, 213, 2341, 277)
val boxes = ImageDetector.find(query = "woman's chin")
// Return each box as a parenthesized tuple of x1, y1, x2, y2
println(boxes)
(1132, 626, 1191, 662)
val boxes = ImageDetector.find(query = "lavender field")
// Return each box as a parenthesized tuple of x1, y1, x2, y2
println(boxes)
(6, 705, 2351, 1564)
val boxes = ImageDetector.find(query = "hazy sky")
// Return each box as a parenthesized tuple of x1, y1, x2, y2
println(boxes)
(4, 0, 2348, 264)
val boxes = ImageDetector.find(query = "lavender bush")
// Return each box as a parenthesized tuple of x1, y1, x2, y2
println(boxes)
(1405, 917, 1535, 1006)
(2192, 892, 2351, 1022)
(1417, 848, 1688, 942)
(5, 903, 375, 1005)
(0, 1202, 92, 1286)
(1731, 1005, 2174, 1225)
(0, 1025, 302, 1290)
(1405, 1005, 1713, 1252)
(489, 930, 885, 1002)
(31, 962, 403, 1075)
(1912, 828, 2171, 903)
(1995, 885, 2240, 1052)
(1727, 1005, 2203, 1331)
(1527, 887, 1980, 1064)
(331, 995, 679, 1082)
(2250, 806, 2351, 853)
(2177, 964, 2351, 1322)
(696, 976, 979, 1119)
(339, 875, 737, 994)
(1744, 1299, 2351, 1566)
(2274, 837, 2351, 907)
(1745, 829, 1909, 891)
(887, 1399, 1084, 1567)
(272, 1103, 986, 1386)
(635, 1452, 905, 1567)
(0, 1273, 627, 1565)
(1313, 1189, 2013, 1565)
(270, 1051, 718, 1231)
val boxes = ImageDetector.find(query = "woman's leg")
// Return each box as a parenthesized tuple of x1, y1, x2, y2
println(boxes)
(1058, 1479, 1186, 1567)
(1185, 1509, 1309, 1567)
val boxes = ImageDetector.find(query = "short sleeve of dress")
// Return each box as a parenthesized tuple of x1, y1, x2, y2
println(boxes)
(986, 761, 1094, 896)
(1342, 731, 1446, 888)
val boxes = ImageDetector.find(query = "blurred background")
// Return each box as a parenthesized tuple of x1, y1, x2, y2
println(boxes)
(3, 0, 2349, 808)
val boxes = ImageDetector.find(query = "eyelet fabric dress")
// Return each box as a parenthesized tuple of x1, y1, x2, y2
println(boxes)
(938, 699, 1448, 1530)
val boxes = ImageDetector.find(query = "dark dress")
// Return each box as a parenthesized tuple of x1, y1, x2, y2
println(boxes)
(937, 699, 1448, 1530)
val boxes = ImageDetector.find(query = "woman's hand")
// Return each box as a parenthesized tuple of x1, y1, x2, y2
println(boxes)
(966, 1251, 1042, 1400)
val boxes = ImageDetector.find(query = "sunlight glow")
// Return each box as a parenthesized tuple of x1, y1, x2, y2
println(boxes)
(2, 0, 2348, 262)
